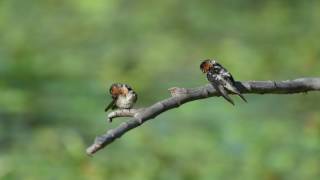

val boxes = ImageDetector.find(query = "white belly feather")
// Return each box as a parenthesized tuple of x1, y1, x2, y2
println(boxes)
(115, 92, 136, 109)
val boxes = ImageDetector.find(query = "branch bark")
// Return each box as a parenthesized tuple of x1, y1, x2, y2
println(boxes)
(86, 77, 320, 155)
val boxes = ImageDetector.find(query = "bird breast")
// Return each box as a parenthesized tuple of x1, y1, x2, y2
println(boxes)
(115, 92, 136, 109)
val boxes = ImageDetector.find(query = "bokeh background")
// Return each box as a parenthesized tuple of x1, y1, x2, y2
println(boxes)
(1, 0, 320, 179)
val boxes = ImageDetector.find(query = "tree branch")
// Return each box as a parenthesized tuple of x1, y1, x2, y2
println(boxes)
(107, 109, 142, 122)
(86, 77, 320, 155)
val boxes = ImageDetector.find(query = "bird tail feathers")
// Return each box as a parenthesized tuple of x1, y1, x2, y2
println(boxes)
(105, 99, 116, 112)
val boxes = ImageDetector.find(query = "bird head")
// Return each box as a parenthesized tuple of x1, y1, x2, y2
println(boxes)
(200, 59, 216, 73)
(109, 83, 132, 97)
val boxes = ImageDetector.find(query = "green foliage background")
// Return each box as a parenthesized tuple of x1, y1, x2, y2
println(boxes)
(1, 0, 320, 179)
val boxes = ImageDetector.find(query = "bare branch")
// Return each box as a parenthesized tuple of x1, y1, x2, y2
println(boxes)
(86, 77, 320, 155)
(107, 109, 142, 122)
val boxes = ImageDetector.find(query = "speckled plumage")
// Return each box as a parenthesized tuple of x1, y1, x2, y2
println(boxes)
(200, 59, 247, 105)
(105, 83, 137, 112)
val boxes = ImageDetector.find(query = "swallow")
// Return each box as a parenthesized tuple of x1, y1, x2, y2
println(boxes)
(105, 83, 138, 112)
(200, 59, 247, 105)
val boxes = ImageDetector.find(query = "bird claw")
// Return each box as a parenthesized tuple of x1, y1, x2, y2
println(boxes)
(107, 117, 113, 123)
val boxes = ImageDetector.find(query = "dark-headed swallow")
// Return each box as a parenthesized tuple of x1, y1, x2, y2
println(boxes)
(200, 59, 247, 105)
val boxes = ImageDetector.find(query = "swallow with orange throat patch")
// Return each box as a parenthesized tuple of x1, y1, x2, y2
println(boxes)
(105, 83, 138, 112)
(200, 59, 247, 105)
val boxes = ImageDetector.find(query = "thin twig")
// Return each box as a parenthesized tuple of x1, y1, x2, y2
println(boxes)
(107, 109, 142, 122)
